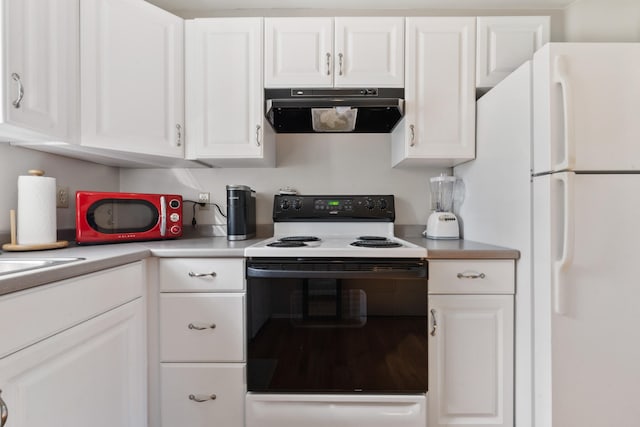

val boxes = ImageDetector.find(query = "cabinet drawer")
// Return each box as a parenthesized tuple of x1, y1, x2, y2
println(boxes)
(428, 259, 514, 294)
(159, 258, 244, 292)
(160, 293, 244, 362)
(161, 363, 245, 427)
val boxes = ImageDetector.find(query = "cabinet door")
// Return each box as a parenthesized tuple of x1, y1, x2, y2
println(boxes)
(477, 16, 550, 87)
(161, 363, 245, 427)
(0, 299, 146, 427)
(264, 18, 334, 88)
(3, 0, 78, 141)
(81, 0, 184, 157)
(393, 18, 475, 167)
(428, 295, 514, 427)
(186, 18, 274, 166)
(334, 17, 404, 88)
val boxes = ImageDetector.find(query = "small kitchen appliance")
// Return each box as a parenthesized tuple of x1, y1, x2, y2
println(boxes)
(425, 173, 459, 239)
(226, 185, 256, 241)
(76, 191, 182, 244)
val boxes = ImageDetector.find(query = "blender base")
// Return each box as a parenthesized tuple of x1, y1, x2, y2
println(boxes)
(424, 211, 460, 240)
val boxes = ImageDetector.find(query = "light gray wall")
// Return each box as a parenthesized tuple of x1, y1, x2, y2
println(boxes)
(120, 135, 449, 227)
(0, 144, 119, 235)
(564, 0, 640, 41)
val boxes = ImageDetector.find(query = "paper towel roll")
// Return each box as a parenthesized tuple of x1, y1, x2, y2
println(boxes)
(17, 170, 57, 245)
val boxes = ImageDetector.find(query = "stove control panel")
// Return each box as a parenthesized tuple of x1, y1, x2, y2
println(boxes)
(273, 195, 395, 222)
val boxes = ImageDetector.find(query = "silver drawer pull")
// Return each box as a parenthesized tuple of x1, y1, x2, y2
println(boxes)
(189, 394, 217, 402)
(457, 271, 486, 279)
(188, 323, 216, 330)
(188, 271, 217, 278)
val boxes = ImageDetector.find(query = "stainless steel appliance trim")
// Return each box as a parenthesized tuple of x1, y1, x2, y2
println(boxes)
(160, 196, 166, 237)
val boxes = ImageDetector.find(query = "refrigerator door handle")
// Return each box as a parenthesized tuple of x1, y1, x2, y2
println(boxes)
(552, 172, 575, 315)
(553, 55, 575, 172)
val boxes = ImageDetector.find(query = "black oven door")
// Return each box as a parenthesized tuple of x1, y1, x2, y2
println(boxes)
(246, 258, 428, 394)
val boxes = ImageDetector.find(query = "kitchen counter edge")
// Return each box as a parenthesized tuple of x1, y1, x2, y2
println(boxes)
(0, 236, 518, 296)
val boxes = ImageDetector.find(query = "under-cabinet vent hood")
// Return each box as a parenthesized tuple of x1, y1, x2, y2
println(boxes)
(265, 88, 404, 133)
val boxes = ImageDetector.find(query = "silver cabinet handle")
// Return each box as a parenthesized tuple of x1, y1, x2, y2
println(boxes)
(188, 271, 216, 278)
(188, 323, 216, 330)
(176, 124, 182, 147)
(256, 124, 261, 147)
(11, 73, 24, 109)
(430, 309, 437, 337)
(326, 53, 331, 75)
(0, 389, 8, 427)
(338, 53, 344, 76)
(189, 394, 217, 402)
(456, 272, 486, 279)
(409, 124, 415, 147)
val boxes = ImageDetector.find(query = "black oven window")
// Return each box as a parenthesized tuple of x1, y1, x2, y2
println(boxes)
(247, 277, 428, 393)
(86, 199, 159, 233)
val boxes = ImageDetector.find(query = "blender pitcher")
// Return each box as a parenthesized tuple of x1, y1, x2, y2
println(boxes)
(425, 173, 460, 239)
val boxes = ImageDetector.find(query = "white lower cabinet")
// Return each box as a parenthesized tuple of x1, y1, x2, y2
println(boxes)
(428, 260, 514, 427)
(0, 262, 146, 427)
(156, 258, 246, 427)
(160, 293, 244, 362)
(161, 363, 245, 426)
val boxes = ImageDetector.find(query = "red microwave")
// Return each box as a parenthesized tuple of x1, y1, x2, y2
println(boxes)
(76, 191, 183, 244)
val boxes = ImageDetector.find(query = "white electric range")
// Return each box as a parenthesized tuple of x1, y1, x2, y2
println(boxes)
(245, 194, 428, 427)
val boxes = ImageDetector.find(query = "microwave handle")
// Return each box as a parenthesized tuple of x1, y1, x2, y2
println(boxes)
(160, 196, 167, 236)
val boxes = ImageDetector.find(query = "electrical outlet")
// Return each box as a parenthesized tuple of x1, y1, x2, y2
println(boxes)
(56, 185, 69, 208)
(198, 192, 210, 210)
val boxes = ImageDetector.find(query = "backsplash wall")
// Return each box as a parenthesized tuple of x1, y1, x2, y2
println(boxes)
(120, 134, 449, 228)
(0, 144, 120, 235)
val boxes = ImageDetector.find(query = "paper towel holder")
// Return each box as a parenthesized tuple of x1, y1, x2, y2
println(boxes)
(2, 169, 69, 251)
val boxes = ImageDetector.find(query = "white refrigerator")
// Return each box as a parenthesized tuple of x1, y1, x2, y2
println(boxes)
(454, 43, 640, 427)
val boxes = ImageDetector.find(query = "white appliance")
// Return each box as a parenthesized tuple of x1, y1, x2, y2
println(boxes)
(454, 43, 640, 427)
(245, 194, 428, 427)
(424, 173, 460, 239)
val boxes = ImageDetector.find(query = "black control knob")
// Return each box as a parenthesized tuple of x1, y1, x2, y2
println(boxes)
(379, 199, 388, 210)
(280, 199, 290, 210)
(364, 198, 375, 210)
(293, 199, 302, 210)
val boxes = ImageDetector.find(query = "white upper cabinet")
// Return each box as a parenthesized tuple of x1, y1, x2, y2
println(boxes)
(185, 18, 275, 167)
(477, 16, 550, 88)
(264, 18, 333, 88)
(81, 0, 184, 158)
(265, 17, 404, 88)
(1, 0, 78, 142)
(392, 17, 476, 167)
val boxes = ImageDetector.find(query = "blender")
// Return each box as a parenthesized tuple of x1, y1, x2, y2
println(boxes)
(424, 173, 459, 239)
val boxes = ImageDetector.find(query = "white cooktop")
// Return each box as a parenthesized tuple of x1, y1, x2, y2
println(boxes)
(245, 222, 427, 258)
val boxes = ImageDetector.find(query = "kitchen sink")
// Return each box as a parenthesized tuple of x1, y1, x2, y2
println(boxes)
(0, 257, 84, 276)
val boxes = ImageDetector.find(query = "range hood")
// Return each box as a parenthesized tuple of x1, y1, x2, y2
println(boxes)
(265, 88, 404, 133)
